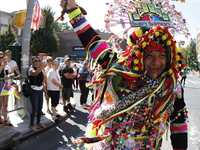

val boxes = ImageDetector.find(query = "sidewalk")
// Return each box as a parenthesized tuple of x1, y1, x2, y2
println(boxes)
(0, 89, 83, 150)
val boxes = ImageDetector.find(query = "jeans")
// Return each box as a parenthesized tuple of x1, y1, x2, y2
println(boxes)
(30, 89, 43, 125)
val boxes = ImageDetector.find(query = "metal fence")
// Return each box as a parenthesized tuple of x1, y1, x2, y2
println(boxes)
(0, 77, 30, 119)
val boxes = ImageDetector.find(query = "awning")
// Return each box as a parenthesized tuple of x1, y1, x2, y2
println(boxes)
(68, 51, 86, 58)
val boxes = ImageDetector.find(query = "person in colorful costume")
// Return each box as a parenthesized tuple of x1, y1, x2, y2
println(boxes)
(60, 1, 188, 150)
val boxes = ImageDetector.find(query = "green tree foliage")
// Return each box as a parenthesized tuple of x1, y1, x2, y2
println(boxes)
(30, 6, 59, 56)
(181, 38, 198, 69)
(51, 22, 62, 32)
(0, 24, 17, 51)
(52, 22, 72, 32)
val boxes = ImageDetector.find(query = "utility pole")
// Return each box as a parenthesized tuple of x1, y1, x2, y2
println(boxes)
(21, 0, 34, 76)
(20, 0, 34, 114)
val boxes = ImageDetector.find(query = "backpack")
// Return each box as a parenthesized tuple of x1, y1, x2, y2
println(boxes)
(21, 77, 32, 98)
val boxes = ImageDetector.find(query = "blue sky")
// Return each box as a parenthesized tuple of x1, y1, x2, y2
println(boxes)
(1, 0, 199, 39)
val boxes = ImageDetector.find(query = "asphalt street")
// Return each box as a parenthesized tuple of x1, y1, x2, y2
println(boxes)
(14, 75, 200, 150)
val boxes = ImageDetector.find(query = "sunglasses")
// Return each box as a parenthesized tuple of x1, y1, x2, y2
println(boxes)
(34, 60, 41, 62)
(0, 57, 4, 59)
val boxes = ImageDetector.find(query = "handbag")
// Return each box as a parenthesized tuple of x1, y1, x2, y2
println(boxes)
(21, 77, 33, 98)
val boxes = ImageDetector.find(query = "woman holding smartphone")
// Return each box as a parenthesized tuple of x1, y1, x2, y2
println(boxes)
(0, 51, 13, 126)
(28, 56, 47, 132)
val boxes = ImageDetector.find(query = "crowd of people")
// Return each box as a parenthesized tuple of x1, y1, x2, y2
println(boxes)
(0, 50, 93, 132)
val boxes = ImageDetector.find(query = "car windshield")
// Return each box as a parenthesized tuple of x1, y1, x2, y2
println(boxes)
(60, 58, 65, 63)
(55, 57, 65, 63)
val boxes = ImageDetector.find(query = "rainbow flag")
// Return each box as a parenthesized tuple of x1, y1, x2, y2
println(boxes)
(0, 84, 20, 99)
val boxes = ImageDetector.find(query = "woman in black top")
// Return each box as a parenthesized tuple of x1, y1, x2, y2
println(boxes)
(28, 56, 47, 132)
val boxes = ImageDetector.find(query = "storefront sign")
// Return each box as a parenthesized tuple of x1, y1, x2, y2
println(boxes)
(73, 46, 84, 51)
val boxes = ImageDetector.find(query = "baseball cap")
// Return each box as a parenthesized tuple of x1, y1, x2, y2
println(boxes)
(65, 58, 71, 62)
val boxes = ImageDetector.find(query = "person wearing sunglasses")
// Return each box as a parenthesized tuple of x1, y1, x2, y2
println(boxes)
(47, 60, 63, 122)
(0, 51, 13, 127)
(4, 50, 22, 109)
(28, 56, 47, 132)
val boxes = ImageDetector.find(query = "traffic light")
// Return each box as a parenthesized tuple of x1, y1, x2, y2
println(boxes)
(13, 10, 26, 28)
(13, 10, 46, 29)
(39, 13, 47, 28)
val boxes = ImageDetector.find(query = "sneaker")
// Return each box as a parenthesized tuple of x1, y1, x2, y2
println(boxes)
(67, 103, 74, 111)
(52, 117, 59, 123)
(56, 114, 61, 118)
(63, 106, 69, 114)
(84, 104, 90, 107)
(81, 105, 89, 109)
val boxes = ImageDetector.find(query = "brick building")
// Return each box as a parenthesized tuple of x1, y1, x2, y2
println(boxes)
(54, 30, 114, 61)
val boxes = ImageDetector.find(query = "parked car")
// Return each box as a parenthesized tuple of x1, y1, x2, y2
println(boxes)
(71, 62, 83, 68)
(55, 57, 65, 69)
(55, 57, 65, 64)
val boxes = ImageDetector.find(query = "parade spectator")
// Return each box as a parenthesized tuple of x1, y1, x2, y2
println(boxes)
(5, 50, 22, 106)
(0, 51, 13, 126)
(72, 64, 79, 90)
(5, 50, 22, 81)
(28, 56, 46, 132)
(47, 60, 63, 122)
(60, 1, 188, 149)
(61, 58, 76, 113)
(78, 61, 91, 109)
(44, 56, 53, 114)
(181, 68, 188, 87)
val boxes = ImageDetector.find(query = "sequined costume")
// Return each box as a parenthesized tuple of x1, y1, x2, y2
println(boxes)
(68, 8, 188, 150)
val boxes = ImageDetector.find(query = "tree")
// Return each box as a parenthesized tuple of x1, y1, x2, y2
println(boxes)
(30, 6, 59, 56)
(0, 24, 17, 51)
(52, 22, 73, 32)
(181, 38, 198, 69)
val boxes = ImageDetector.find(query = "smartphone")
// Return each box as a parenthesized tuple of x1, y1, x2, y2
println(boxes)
(42, 56, 47, 63)
(4, 57, 8, 63)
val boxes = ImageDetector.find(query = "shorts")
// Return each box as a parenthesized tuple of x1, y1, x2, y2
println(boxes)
(62, 88, 73, 100)
(48, 90, 60, 107)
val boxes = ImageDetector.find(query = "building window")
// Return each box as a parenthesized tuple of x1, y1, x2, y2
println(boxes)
(1, 16, 9, 25)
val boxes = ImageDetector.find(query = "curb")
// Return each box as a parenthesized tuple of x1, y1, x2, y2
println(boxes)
(0, 110, 74, 150)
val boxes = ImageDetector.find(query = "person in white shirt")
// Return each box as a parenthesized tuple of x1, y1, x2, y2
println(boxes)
(47, 60, 63, 122)
(0, 51, 13, 126)
(44, 56, 53, 114)
(72, 64, 79, 90)
(5, 50, 22, 84)
(5, 50, 22, 107)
